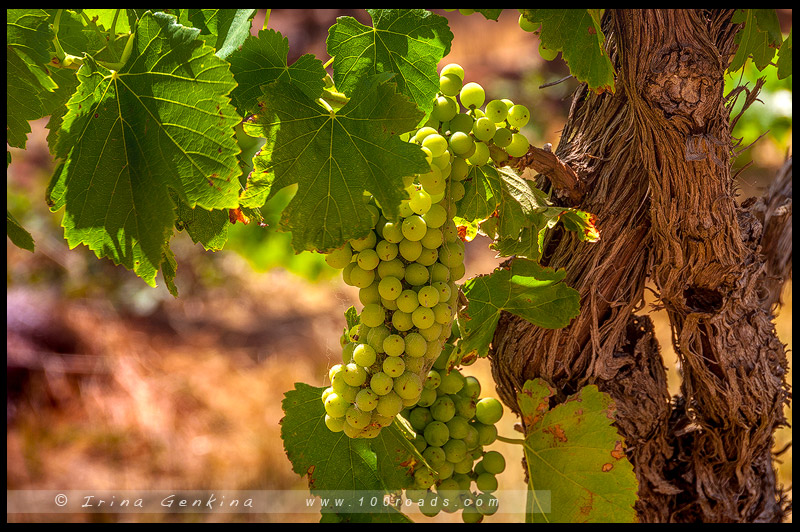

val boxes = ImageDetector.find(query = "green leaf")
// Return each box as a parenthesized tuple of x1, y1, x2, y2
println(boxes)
(173, 194, 229, 251)
(228, 29, 327, 117)
(281, 383, 419, 522)
(184, 8, 257, 60)
(457, 164, 502, 223)
(326, 9, 453, 118)
(520, 9, 615, 93)
(457, 259, 580, 359)
(729, 9, 783, 72)
(243, 75, 429, 253)
(7, 210, 35, 252)
(518, 379, 638, 523)
(475, 9, 503, 21)
(776, 29, 792, 80)
(46, 11, 241, 287)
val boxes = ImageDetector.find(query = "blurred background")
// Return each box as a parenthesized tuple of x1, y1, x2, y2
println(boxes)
(6, 9, 792, 522)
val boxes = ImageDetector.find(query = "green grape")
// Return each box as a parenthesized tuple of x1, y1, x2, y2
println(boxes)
(383, 334, 406, 357)
(324, 392, 349, 418)
(360, 303, 386, 328)
(394, 371, 423, 400)
(411, 436, 428, 455)
(492, 127, 513, 148)
(462, 424, 480, 450)
(450, 263, 466, 282)
(476, 397, 504, 424)
(422, 204, 447, 229)
(355, 388, 379, 412)
(370, 371, 394, 395)
(402, 215, 428, 242)
(405, 263, 430, 286)
(412, 306, 436, 329)
(475, 473, 498, 493)
(419, 169, 446, 196)
(485, 99, 509, 123)
(377, 258, 405, 280)
(409, 407, 433, 431)
(325, 245, 353, 268)
(430, 262, 451, 283)
(448, 131, 474, 156)
(342, 262, 356, 285)
(381, 221, 404, 243)
(453, 455, 475, 475)
(392, 310, 414, 332)
(440, 63, 465, 81)
(377, 391, 404, 417)
(467, 141, 490, 166)
(422, 445, 447, 469)
(432, 95, 458, 122)
(351, 230, 377, 252)
(424, 369, 442, 389)
(418, 387, 438, 407)
(359, 282, 381, 306)
(505, 132, 530, 157)
(383, 355, 406, 377)
(416, 247, 439, 267)
(398, 200, 414, 218)
(409, 188, 432, 215)
(507, 104, 530, 128)
(405, 332, 428, 358)
(367, 326, 390, 353)
(405, 355, 425, 374)
(414, 468, 437, 490)
(450, 156, 469, 181)
(325, 414, 346, 433)
(462, 375, 481, 399)
(378, 276, 403, 300)
(341, 342, 357, 364)
(462, 505, 483, 524)
(439, 241, 465, 268)
(375, 239, 398, 261)
(481, 450, 506, 474)
(417, 285, 440, 308)
(399, 238, 423, 261)
(475, 422, 498, 446)
(424, 420, 450, 447)
(518, 12, 539, 32)
(446, 415, 470, 440)
(432, 281, 452, 302)
(349, 265, 376, 288)
(431, 396, 456, 422)
(450, 181, 465, 202)
(442, 438, 468, 463)
(439, 72, 463, 97)
(422, 134, 448, 158)
(459, 82, 485, 109)
(439, 370, 465, 394)
(472, 116, 496, 142)
(342, 363, 368, 386)
(414, 126, 438, 144)
(396, 289, 421, 313)
(419, 323, 443, 342)
(437, 460, 455, 481)
(448, 113, 474, 134)
(353, 343, 377, 366)
(420, 227, 444, 250)
(539, 40, 558, 61)
(433, 302, 452, 325)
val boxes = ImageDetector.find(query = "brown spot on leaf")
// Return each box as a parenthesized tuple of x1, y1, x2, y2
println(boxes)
(543, 423, 567, 442)
(588, 26, 597, 35)
(611, 440, 625, 460)
(602, 463, 614, 472)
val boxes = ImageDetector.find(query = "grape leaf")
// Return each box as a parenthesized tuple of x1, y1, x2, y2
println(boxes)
(776, 29, 792, 79)
(46, 11, 241, 287)
(242, 74, 429, 253)
(457, 259, 580, 359)
(518, 379, 638, 523)
(456, 164, 502, 223)
(7, 210, 35, 252)
(729, 9, 783, 72)
(475, 9, 503, 22)
(228, 28, 327, 117)
(182, 9, 257, 61)
(520, 9, 615, 93)
(281, 383, 418, 522)
(326, 9, 453, 118)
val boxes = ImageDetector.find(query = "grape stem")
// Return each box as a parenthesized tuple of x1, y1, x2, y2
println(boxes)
(496, 435, 526, 445)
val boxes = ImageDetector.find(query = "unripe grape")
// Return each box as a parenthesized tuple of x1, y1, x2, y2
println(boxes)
(404, 262, 430, 285)
(476, 473, 498, 493)
(442, 438, 468, 463)
(472, 116, 496, 142)
(450, 156, 469, 181)
(409, 407, 433, 431)
(381, 221, 404, 243)
(459, 82, 485, 109)
(418, 285, 440, 308)
(383, 356, 406, 377)
(383, 334, 405, 357)
(448, 131, 474, 156)
(432, 95, 458, 122)
(404, 332, 428, 358)
(396, 289, 420, 313)
(493, 127, 513, 147)
(424, 420, 450, 447)
(402, 215, 428, 241)
(350, 230, 376, 252)
(439, 370, 465, 394)
(431, 396, 456, 422)
(518, 12, 539, 32)
(412, 306, 436, 329)
(506, 133, 530, 157)
(325, 245, 353, 269)
(376, 391, 404, 417)
(343, 363, 368, 387)
(507, 104, 531, 128)
(377, 258, 405, 279)
(353, 343, 377, 366)
(409, 188, 432, 215)
(392, 310, 414, 332)
(360, 303, 386, 328)
(485, 99, 509, 123)
(375, 240, 398, 261)
(349, 265, 375, 288)
(481, 450, 506, 474)
(446, 415, 470, 440)
(414, 126, 438, 144)
(399, 238, 423, 261)
(440, 63, 465, 81)
(422, 445, 447, 468)
(355, 388, 379, 412)
(476, 397, 504, 425)
(422, 134, 448, 158)
(359, 282, 381, 305)
(394, 371, 423, 400)
(378, 276, 402, 300)
(370, 371, 394, 395)
(439, 72, 463, 96)
(467, 141, 490, 166)
(416, 247, 439, 267)
(414, 467, 437, 489)
(448, 113, 474, 135)
(324, 392, 349, 418)
(475, 422, 498, 446)
(539, 40, 559, 61)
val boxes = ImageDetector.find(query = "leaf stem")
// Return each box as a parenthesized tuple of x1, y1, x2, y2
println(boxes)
(262, 9, 271, 30)
(323, 56, 335, 69)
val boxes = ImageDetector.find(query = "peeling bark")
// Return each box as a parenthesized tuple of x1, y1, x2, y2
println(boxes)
(490, 9, 790, 522)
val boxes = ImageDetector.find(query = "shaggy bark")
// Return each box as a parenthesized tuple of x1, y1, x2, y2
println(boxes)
(492, 9, 790, 522)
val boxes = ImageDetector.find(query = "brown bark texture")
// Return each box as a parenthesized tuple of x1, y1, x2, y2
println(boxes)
(493, 9, 791, 522)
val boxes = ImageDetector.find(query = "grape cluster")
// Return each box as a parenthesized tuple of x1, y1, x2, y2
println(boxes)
(404, 356, 505, 522)
(321, 92, 468, 438)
